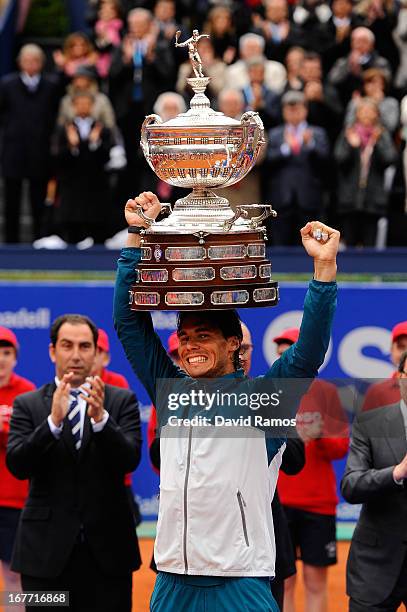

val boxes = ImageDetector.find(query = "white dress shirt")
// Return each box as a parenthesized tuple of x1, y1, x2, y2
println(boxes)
(20, 72, 41, 91)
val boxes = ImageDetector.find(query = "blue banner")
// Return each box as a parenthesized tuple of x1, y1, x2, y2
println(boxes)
(1, 280, 406, 521)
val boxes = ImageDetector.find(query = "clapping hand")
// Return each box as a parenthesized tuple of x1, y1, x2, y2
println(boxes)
(53, 49, 66, 68)
(302, 128, 314, 145)
(51, 372, 74, 427)
(80, 376, 105, 423)
(66, 124, 80, 148)
(346, 127, 361, 148)
(89, 122, 103, 143)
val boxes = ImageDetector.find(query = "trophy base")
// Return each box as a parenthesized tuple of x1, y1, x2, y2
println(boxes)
(129, 230, 279, 311)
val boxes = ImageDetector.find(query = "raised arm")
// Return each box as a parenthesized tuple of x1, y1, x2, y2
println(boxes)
(267, 221, 339, 380)
(174, 31, 191, 48)
(113, 193, 186, 405)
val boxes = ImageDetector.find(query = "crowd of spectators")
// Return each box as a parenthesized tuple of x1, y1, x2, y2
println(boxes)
(1, 0, 407, 247)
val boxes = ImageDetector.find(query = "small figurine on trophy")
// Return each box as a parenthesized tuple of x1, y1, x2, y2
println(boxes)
(175, 29, 210, 79)
(130, 30, 278, 311)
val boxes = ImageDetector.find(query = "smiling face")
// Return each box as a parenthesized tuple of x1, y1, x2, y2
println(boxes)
(49, 322, 96, 387)
(177, 316, 240, 378)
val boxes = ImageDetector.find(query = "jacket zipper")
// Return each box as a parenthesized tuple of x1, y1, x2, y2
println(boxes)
(237, 490, 249, 546)
(183, 426, 193, 574)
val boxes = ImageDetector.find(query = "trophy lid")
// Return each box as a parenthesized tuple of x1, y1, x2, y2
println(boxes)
(149, 76, 241, 128)
(148, 31, 241, 129)
(161, 107, 240, 128)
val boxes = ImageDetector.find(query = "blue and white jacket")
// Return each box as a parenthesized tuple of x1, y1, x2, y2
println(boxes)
(114, 248, 337, 577)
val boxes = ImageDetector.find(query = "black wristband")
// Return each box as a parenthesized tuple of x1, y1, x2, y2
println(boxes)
(127, 226, 145, 234)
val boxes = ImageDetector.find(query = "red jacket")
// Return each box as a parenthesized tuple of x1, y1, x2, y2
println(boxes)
(101, 368, 129, 389)
(362, 372, 400, 411)
(0, 373, 36, 509)
(278, 379, 349, 515)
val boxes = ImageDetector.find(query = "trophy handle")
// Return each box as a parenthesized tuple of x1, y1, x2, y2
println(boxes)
(133, 202, 172, 227)
(240, 111, 265, 152)
(239, 204, 277, 229)
(222, 207, 249, 231)
(140, 114, 163, 167)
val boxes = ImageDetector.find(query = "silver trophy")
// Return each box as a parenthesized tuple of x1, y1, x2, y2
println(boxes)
(129, 30, 278, 311)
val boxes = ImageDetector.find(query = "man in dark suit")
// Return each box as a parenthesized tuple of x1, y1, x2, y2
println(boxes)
(265, 90, 330, 245)
(0, 44, 59, 243)
(53, 91, 114, 245)
(341, 350, 407, 611)
(328, 27, 391, 107)
(6, 314, 142, 612)
(109, 8, 176, 197)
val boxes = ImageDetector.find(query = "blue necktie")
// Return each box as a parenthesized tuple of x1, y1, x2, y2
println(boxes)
(67, 390, 82, 450)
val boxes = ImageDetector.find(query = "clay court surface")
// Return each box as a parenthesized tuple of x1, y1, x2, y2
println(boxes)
(1, 540, 404, 611)
(133, 539, 351, 611)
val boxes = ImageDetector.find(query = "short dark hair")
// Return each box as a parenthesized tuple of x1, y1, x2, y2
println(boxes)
(177, 310, 243, 371)
(50, 314, 98, 347)
(398, 350, 407, 374)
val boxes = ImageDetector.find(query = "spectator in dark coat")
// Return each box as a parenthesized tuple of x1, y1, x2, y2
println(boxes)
(353, 0, 400, 75)
(265, 91, 330, 245)
(224, 32, 287, 94)
(328, 27, 391, 106)
(284, 46, 306, 92)
(317, 0, 364, 73)
(334, 97, 397, 246)
(241, 56, 281, 129)
(300, 52, 343, 144)
(153, 0, 189, 70)
(251, 0, 306, 64)
(291, 0, 332, 53)
(0, 44, 59, 243)
(57, 65, 116, 129)
(109, 8, 176, 196)
(203, 5, 238, 64)
(53, 91, 113, 245)
(345, 67, 399, 134)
